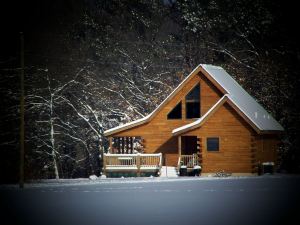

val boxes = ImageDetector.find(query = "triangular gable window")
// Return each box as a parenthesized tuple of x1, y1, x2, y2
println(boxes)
(167, 101, 182, 119)
(186, 83, 200, 118)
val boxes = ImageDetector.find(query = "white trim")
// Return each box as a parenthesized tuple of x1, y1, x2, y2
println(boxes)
(103, 114, 152, 136)
(104, 153, 162, 157)
(105, 166, 138, 170)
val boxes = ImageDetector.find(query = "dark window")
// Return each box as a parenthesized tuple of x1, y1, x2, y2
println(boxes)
(186, 102, 200, 119)
(207, 137, 219, 151)
(167, 101, 182, 119)
(186, 84, 200, 101)
(186, 83, 200, 118)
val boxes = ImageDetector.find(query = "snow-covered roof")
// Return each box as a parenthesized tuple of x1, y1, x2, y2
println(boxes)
(104, 64, 283, 136)
(200, 64, 283, 132)
(104, 113, 153, 136)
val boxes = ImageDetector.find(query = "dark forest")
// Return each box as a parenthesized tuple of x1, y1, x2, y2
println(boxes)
(0, 0, 299, 183)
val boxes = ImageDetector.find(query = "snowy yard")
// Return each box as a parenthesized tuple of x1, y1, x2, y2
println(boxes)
(1, 175, 299, 225)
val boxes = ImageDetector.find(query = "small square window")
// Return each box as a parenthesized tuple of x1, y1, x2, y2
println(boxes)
(207, 137, 219, 151)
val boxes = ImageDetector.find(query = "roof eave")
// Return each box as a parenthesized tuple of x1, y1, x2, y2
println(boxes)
(103, 116, 151, 137)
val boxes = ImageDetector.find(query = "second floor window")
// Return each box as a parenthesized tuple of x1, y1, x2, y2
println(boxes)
(186, 83, 200, 118)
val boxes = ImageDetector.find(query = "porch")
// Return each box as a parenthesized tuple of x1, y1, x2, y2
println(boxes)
(103, 135, 201, 177)
(103, 153, 162, 177)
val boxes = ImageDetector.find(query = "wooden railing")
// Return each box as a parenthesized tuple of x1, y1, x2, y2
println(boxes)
(140, 154, 162, 167)
(103, 153, 162, 175)
(177, 154, 199, 171)
(104, 154, 137, 166)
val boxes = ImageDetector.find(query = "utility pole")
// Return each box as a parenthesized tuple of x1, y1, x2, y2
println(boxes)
(19, 32, 25, 188)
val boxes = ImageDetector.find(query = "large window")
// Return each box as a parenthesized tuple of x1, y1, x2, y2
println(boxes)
(207, 137, 219, 151)
(186, 83, 200, 118)
(167, 101, 182, 119)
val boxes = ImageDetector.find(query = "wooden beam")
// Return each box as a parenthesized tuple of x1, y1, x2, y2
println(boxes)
(126, 137, 129, 154)
(122, 137, 125, 154)
(109, 137, 113, 153)
(137, 153, 141, 177)
(117, 137, 120, 153)
(178, 136, 182, 157)
(130, 137, 133, 154)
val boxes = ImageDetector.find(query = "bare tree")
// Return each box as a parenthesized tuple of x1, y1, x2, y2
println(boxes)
(26, 68, 103, 179)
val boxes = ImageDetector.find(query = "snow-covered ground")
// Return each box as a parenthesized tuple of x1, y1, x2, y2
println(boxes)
(0, 173, 295, 189)
(1, 174, 299, 225)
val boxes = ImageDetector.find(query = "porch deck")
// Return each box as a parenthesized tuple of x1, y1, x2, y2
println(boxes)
(103, 153, 162, 177)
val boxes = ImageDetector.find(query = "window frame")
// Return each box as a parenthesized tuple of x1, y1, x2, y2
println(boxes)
(185, 83, 200, 119)
(206, 137, 220, 152)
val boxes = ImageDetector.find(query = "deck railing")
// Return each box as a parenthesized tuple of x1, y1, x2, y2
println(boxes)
(177, 154, 199, 171)
(103, 153, 162, 175)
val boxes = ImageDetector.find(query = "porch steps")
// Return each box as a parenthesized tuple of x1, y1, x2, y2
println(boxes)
(160, 166, 178, 177)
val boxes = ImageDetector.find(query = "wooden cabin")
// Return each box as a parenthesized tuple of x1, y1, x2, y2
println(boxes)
(103, 64, 283, 176)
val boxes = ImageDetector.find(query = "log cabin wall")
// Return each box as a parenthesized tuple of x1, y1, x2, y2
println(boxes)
(108, 72, 222, 166)
(182, 102, 256, 173)
(255, 134, 279, 166)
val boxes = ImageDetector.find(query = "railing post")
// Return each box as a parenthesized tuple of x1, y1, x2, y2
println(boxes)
(178, 136, 182, 158)
(137, 153, 141, 177)
(109, 137, 113, 153)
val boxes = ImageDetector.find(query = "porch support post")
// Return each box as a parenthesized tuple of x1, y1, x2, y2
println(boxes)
(178, 136, 182, 157)
(109, 137, 113, 153)
(122, 137, 125, 154)
(137, 153, 141, 177)
(118, 137, 121, 153)
(126, 137, 129, 154)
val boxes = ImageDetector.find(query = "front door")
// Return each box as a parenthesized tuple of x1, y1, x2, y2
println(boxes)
(181, 136, 198, 155)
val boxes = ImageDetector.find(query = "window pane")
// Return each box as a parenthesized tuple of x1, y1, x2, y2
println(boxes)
(186, 102, 200, 118)
(167, 102, 182, 119)
(186, 83, 200, 101)
(185, 83, 200, 118)
(207, 137, 219, 151)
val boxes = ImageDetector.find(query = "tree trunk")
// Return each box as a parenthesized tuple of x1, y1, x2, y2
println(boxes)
(50, 95, 59, 179)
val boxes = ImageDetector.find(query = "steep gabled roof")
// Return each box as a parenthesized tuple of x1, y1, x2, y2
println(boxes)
(200, 64, 284, 132)
(104, 64, 283, 137)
